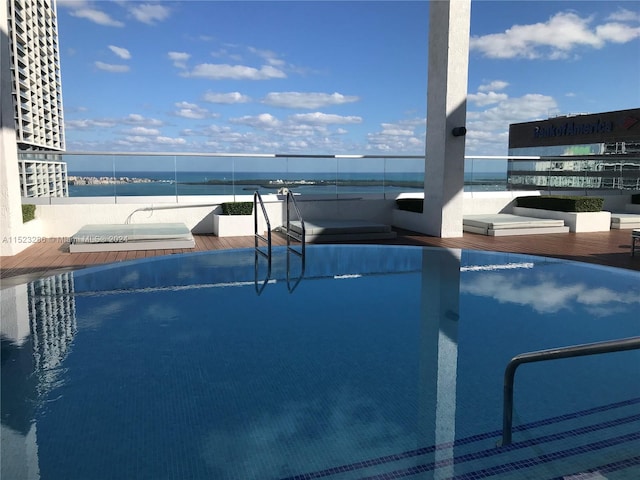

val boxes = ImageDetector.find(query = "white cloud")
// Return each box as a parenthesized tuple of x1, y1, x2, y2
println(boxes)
(290, 112, 362, 125)
(183, 63, 286, 80)
(203, 92, 251, 104)
(108, 45, 131, 60)
(595, 22, 640, 43)
(263, 92, 360, 109)
(465, 93, 558, 155)
(128, 3, 171, 25)
(248, 46, 286, 67)
(468, 91, 509, 107)
(230, 113, 281, 129)
(606, 8, 640, 23)
(123, 114, 163, 126)
(478, 81, 509, 93)
(470, 11, 640, 60)
(168, 51, 190, 69)
(61, 1, 124, 27)
(94, 61, 129, 73)
(366, 118, 426, 153)
(156, 136, 187, 145)
(65, 119, 117, 130)
(119, 135, 186, 147)
(174, 101, 210, 119)
(126, 127, 160, 136)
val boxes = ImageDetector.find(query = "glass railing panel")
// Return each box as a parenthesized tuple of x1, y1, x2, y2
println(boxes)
(112, 155, 178, 197)
(174, 155, 234, 197)
(269, 156, 340, 195)
(384, 157, 424, 196)
(64, 154, 117, 198)
(335, 156, 385, 195)
(465, 157, 508, 192)
(233, 156, 290, 196)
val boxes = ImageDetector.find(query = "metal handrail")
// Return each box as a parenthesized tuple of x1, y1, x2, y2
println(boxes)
(501, 336, 640, 446)
(284, 190, 306, 292)
(253, 191, 271, 261)
(285, 190, 305, 259)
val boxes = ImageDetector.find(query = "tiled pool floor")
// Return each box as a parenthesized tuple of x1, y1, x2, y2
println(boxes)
(284, 398, 640, 479)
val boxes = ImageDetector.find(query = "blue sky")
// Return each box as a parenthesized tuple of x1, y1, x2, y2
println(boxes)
(57, 1, 640, 158)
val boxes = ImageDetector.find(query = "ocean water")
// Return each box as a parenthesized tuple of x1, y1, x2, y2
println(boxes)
(67, 171, 508, 197)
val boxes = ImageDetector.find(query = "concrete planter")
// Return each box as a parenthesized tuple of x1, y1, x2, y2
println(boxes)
(512, 207, 611, 233)
(213, 214, 255, 237)
(391, 209, 425, 232)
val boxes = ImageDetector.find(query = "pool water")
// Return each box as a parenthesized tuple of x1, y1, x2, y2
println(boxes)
(1, 245, 639, 479)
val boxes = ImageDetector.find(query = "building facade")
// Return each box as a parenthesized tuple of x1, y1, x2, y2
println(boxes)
(6, 0, 66, 196)
(507, 108, 640, 191)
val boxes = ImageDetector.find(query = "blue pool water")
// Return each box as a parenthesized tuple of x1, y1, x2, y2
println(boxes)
(1, 245, 639, 479)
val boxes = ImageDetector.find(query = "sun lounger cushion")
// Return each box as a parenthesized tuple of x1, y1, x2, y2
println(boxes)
(610, 214, 640, 229)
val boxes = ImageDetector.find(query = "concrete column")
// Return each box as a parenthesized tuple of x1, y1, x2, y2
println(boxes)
(422, 0, 471, 237)
(1, 6, 24, 256)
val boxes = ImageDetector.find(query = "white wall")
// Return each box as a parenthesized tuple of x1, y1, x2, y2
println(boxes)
(4, 191, 637, 253)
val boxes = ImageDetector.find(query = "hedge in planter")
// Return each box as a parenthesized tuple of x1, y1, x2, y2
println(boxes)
(220, 202, 254, 215)
(22, 204, 36, 222)
(515, 195, 603, 213)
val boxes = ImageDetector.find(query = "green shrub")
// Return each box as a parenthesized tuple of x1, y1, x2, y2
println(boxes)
(220, 202, 254, 215)
(632, 194, 640, 205)
(22, 204, 36, 222)
(516, 195, 604, 212)
(395, 198, 423, 213)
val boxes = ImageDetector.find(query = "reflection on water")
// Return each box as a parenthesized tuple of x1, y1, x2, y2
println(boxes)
(1, 246, 638, 479)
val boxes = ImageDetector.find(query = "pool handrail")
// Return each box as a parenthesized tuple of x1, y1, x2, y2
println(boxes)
(285, 190, 306, 259)
(284, 190, 306, 292)
(501, 335, 640, 446)
(253, 190, 272, 262)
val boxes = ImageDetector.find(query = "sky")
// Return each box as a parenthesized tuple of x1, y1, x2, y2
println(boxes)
(56, 0, 640, 159)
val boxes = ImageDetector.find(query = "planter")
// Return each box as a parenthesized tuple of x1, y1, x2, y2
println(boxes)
(512, 207, 611, 233)
(391, 209, 425, 232)
(213, 214, 255, 237)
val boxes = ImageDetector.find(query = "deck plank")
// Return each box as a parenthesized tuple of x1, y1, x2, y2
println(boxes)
(2, 229, 638, 285)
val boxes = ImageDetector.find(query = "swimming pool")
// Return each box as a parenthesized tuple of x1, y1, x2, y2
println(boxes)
(1, 245, 639, 479)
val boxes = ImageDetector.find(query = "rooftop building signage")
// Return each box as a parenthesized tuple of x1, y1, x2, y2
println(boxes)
(533, 118, 613, 139)
(509, 108, 640, 149)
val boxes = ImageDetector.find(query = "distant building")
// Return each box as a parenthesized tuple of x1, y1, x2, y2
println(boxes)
(6, 0, 67, 196)
(507, 108, 640, 190)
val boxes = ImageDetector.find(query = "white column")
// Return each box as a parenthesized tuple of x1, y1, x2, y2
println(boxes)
(1, 6, 25, 256)
(422, 0, 471, 238)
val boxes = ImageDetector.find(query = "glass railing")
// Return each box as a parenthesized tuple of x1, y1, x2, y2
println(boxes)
(24, 151, 639, 201)
(17, 152, 515, 200)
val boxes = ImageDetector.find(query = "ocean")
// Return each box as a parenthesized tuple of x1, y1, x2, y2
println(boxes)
(67, 171, 508, 197)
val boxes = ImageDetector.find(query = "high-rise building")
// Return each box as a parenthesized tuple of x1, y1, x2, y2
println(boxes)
(507, 109, 640, 191)
(5, 0, 67, 196)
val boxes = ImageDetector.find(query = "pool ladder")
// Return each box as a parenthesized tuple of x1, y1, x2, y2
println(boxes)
(254, 191, 272, 261)
(254, 192, 272, 294)
(283, 190, 306, 292)
(501, 335, 640, 446)
(253, 190, 306, 294)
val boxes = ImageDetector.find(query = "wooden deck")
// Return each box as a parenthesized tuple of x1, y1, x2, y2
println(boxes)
(1, 228, 638, 286)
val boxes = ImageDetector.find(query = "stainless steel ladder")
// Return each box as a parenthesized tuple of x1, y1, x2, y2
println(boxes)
(501, 335, 640, 446)
(284, 190, 305, 292)
(253, 191, 271, 294)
